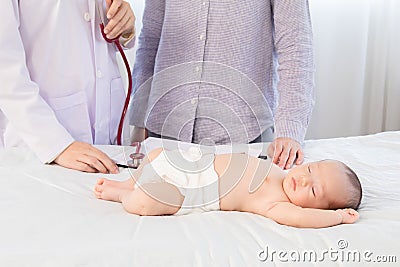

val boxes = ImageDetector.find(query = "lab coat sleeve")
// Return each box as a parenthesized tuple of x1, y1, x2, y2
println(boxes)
(270, 0, 315, 144)
(120, 33, 136, 49)
(0, 1, 75, 163)
(129, 0, 165, 128)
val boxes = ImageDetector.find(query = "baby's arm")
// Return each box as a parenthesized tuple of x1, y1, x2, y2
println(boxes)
(264, 202, 359, 228)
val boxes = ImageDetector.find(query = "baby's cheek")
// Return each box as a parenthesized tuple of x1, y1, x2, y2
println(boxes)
(295, 194, 313, 207)
(288, 193, 301, 205)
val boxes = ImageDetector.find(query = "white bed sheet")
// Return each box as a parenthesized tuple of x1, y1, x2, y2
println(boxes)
(0, 131, 399, 266)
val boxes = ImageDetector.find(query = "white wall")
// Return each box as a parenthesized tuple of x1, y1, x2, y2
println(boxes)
(306, 0, 371, 139)
(307, 0, 400, 139)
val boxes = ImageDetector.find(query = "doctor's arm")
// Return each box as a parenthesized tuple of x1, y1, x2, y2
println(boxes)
(264, 202, 359, 228)
(0, 2, 117, 174)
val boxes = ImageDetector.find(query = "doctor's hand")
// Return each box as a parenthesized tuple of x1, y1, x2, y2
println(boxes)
(54, 142, 119, 174)
(104, 0, 136, 40)
(267, 137, 304, 170)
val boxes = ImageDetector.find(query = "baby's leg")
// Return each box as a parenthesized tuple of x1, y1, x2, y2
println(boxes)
(94, 148, 165, 193)
(128, 147, 164, 184)
(94, 180, 184, 216)
(120, 182, 184, 216)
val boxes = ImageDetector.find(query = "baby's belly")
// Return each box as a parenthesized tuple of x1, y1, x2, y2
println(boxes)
(214, 153, 270, 211)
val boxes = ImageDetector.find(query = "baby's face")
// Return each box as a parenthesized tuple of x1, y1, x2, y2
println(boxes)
(282, 160, 348, 209)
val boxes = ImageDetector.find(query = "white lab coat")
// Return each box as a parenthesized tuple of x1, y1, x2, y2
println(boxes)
(0, 1, 133, 163)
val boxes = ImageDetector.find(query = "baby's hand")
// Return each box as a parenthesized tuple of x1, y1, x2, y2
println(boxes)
(336, 208, 359, 224)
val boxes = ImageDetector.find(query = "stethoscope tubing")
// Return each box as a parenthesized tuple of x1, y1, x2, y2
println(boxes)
(99, 22, 132, 146)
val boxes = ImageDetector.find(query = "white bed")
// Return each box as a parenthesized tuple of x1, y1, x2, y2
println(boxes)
(0, 131, 399, 266)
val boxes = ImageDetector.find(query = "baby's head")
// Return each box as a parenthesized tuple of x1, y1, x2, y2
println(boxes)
(282, 160, 362, 210)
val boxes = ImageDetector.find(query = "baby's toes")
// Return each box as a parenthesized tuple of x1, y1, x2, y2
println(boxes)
(97, 178, 106, 185)
(93, 186, 103, 198)
(94, 190, 101, 199)
(95, 184, 104, 193)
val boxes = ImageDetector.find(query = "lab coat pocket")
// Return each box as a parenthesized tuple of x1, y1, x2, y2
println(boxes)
(46, 91, 92, 143)
(109, 78, 128, 144)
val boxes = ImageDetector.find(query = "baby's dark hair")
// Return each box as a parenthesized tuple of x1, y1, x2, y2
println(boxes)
(329, 161, 362, 210)
(342, 163, 362, 210)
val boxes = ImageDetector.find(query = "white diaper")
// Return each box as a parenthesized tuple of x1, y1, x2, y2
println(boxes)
(136, 148, 220, 215)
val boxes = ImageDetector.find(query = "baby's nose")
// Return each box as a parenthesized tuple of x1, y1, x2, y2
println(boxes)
(300, 177, 309, 187)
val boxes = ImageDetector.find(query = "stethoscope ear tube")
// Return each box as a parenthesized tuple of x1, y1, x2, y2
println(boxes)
(113, 40, 132, 146)
(97, 1, 132, 146)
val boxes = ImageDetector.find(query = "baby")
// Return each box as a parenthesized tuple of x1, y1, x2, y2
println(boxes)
(94, 147, 362, 228)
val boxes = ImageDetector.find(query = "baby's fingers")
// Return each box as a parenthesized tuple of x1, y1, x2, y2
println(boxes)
(342, 208, 360, 223)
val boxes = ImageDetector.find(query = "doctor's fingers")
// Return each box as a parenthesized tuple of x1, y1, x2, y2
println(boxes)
(55, 159, 97, 173)
(104, 1, 135, 38)
(57, 142, 119, 174)
(77, 154, 109, 174)
(84, 147, 120, 174)
(71, 160, 98, 173)
(106, 0, 122, 17)
(105, 8, 131, 39)
(53, 154, 96, 173)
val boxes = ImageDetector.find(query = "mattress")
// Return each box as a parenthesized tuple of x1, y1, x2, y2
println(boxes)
(0, 131, 399, 266)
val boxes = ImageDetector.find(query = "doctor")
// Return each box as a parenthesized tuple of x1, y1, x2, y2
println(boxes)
(0, 0, 136, 173)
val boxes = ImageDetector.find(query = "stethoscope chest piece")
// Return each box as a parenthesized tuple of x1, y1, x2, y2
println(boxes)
(127, 142, 145, 168)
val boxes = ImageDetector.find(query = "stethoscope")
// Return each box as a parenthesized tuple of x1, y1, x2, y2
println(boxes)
(114, 142, 145, 169)
(96, 2, 145, 168)
(96, 1, 132, 146)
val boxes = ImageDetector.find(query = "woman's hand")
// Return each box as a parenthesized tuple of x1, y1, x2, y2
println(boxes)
(267, 137, 304, 169)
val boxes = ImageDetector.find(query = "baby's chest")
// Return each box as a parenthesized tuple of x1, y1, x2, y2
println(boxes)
(246, 181, 287, 209)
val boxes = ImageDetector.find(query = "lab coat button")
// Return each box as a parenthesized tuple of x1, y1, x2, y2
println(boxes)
(191, 99, 197, 105)
(199, 34, 204, 40)
(195, 66, 200, 72)
(84, 12, 91, 22)
(96, 70, 102, 78)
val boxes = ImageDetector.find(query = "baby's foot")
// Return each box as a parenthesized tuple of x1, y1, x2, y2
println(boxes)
(96, 177, 135, 190)
(94, 178, 132, 202)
